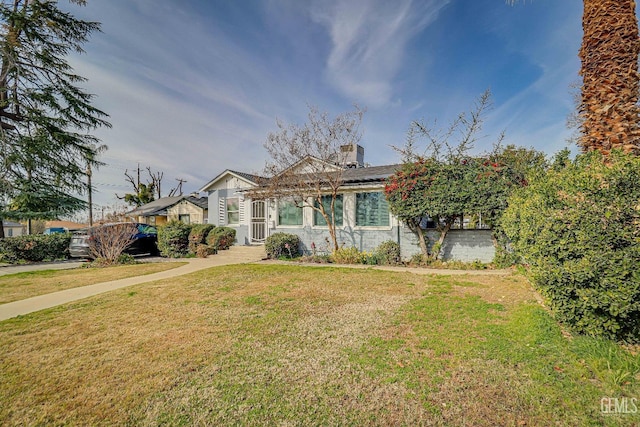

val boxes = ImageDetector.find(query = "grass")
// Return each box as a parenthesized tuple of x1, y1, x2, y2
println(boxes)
(0, 262, 186, 303)
(0, 264, 638, 426)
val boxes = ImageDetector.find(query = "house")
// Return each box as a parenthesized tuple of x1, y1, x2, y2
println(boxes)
(44, 220, 87, 234)
(199, 146, 496, 262)
(2, 220, 25, 237)
(126, 194, 209, 225)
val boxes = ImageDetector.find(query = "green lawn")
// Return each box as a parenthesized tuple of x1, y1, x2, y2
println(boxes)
(0, 264, 638, 426)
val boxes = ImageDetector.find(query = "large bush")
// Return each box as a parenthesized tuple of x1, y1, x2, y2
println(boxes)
(374, 240, 401, 265)
(206, 226, 236, 250)
(501, 150, 640, 342)
(265, 232, 300, 259)
(188, 224, 215, 254)
(157, 220, 192, 257)
(0, 233, 71, 263)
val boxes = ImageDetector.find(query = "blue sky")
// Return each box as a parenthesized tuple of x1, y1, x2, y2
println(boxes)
(64, 0, 600, 212)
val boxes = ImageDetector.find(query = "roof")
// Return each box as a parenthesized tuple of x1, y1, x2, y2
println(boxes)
(185, 195, 208, 209)
(2, 220, 23, 228)
(341, 164, 401, 184)
(198, 169, 265, 193)
(45, 220, 87, 230)
(127, 195, 209, 217)
(126, 196, 184, 217)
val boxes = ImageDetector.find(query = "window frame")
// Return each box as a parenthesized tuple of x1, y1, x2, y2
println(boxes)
(355, 191, 390, 228)
(313, 194, 343, 227)
(226, 197, 240, 225)
(277, 199, 304, 227)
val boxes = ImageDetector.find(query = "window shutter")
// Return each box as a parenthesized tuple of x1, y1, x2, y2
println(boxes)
(239, 199, 245, 223)
(219, 198, 226, 225)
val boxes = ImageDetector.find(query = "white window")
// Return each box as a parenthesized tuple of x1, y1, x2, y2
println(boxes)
(356, 192, 390, 227)
(226, 198, 240, 225)
(278, 200, 303, 226)
(314, 195, 343, 227)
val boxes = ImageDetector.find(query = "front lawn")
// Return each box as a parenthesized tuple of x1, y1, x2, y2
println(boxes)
(0, 262, 186, 304)
(0, 264, 638, 425)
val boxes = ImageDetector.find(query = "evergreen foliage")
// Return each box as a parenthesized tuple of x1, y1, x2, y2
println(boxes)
(0, 0, 109, 232)
(501, 150, 640, 342)
(0, 232, 71, 263)
(157, 220, 192, 258)
(205, 226, 236, 251)
(265, 232, 300, 259)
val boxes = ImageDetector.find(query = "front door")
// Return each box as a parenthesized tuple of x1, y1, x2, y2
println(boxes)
(251, 200, 266, 243)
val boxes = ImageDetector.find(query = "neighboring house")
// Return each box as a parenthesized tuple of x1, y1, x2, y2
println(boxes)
(199, 145, 496, 262)
(44, 220, 87, 234)
(126, 195, 208, 225)
(2, 221, 25, 237)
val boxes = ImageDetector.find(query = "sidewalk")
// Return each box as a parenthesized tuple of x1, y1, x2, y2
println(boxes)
(0, 245, 266, 322)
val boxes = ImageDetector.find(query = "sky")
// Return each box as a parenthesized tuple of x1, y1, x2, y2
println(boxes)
(62, 0, 606, 216)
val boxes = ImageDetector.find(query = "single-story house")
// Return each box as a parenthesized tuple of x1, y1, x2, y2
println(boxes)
(126, 194, 209, 226)
(44, 220, 87, 234)
(2, 220, 25, 237)
(198, 145, 496, 262)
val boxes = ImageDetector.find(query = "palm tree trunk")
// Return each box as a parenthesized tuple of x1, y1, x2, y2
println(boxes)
(579, 0, 640, 154)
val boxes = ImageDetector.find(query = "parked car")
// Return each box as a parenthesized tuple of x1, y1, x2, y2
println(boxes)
(69, 223, 159, 259)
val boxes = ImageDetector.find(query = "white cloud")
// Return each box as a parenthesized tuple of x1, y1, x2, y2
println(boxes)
(310, 0, 449, 107)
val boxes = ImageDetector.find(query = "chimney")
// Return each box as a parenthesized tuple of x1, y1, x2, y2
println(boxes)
(340, 144, 365, 168)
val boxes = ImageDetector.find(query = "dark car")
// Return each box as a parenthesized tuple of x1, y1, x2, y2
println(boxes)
(69, 223, 159, 259)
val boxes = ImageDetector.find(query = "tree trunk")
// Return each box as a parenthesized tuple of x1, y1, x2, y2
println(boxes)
(0, 219, 4, 239)
(413, 221, 429, 257)
(433, 219, 453, 260)
(579, 0, 640, 154)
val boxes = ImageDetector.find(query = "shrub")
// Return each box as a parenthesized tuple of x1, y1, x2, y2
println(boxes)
(0, 233, 71, 263)
(492, 245, 521, 269)
(374, 240, 401, 265)
(188, 224, 215, 254)
(89, 223, 137, 265)
(501, 150, 640, 342)
(195, 243, 215, 258)
(157, 220, 192, 257)
(264, 233, 300, 259)
(331, 246, 364, 264)
(206, 226, 236, 250)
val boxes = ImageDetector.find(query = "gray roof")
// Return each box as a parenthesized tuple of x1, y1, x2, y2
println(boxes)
(198, 169, 266, 193)
(341, 164, 401, 184)
(127, 195, 209, 217)
(228, 170, 265, 183)
(185, 195, 208, 209)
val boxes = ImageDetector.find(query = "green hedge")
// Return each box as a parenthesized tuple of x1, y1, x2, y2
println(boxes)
(501, 150, 640, 342)
(0, 233, 71, 263)
(157, 221, 193, 258)
(188, 224, 215, 254)
(265, 233, 300, 259)
(206, 226, 236, 250)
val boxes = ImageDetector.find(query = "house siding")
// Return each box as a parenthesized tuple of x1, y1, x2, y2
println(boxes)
(271, 225, 495, 263)
(167, 200, 206, 224)
(267, 191, 495, 263)
(205, 175, 254, 245)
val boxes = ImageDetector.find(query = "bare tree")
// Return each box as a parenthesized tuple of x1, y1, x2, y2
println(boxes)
(259, 105, 365, 251)
(89, 223, 137, 265)
(116, 165, 181, 206)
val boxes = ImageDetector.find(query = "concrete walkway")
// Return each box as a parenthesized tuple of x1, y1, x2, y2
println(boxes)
(0, 245, 266, 322)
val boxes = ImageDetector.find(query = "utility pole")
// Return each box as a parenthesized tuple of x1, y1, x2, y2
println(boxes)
(87, 163, 93, 226)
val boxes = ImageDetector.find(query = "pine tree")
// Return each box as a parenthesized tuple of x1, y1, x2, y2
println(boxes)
(0, 0, 110, 236)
